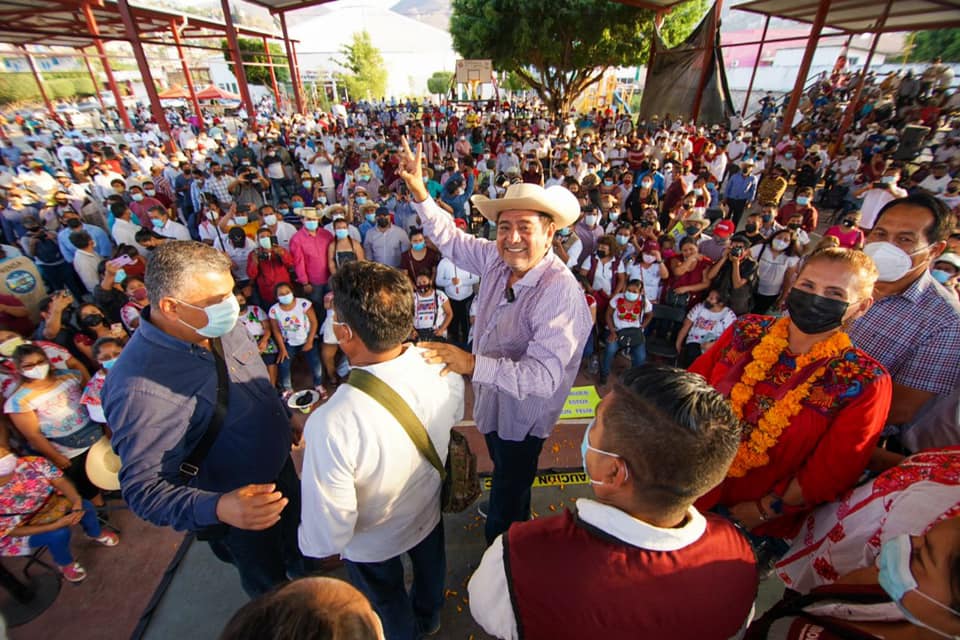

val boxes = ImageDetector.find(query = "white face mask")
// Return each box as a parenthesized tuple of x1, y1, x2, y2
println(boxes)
(584, 214, 598, 227)
(642, 253, 657, 264)
(772, 238, 790, 251)
(22, 363, 50, 380)
(863, 241, 929, 283)
(0, 453, 16, 476)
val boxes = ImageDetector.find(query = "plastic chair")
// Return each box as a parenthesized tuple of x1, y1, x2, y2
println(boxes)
(646, 304, 688, 364)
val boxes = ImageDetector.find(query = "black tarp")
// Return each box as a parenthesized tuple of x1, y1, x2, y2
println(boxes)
(639, 4, 735, 126)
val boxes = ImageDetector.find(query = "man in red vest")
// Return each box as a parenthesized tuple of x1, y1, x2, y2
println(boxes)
(468, 364, 758, 640)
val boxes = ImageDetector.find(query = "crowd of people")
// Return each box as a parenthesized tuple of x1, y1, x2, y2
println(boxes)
(0, 60, 959, 638)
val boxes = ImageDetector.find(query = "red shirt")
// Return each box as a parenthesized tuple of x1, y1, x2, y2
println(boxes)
(246, 248, 294, 305)
(690, 315, 891, 538)
(777, 202, 819, 232)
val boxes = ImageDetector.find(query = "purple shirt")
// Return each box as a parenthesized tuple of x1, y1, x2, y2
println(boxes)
(413, 199, 592, 441)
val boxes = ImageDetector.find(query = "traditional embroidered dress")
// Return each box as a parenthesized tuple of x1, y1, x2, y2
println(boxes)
(691, 315, 892, 538)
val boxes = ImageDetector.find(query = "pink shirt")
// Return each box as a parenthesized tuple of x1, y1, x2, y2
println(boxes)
(824, 225, 864, 249)
(289, 227, 334, 286)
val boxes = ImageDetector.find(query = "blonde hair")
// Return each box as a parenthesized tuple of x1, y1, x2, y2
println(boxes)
(801, 248, 878, 297)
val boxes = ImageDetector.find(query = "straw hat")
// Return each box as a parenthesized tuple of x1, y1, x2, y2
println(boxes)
(300, 207, 321, 219)
(470, 183, 580, 228)
(323, 204, 346, 219)
(85, 435, 121, 491)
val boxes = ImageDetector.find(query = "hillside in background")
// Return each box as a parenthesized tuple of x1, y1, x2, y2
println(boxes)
(390, 0, 451, 31)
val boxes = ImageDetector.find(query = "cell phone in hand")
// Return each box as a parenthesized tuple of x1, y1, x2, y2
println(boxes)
(108, 254, 135, 268)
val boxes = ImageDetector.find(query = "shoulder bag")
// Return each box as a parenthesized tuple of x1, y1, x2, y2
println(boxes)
(346, 368, 479, 513)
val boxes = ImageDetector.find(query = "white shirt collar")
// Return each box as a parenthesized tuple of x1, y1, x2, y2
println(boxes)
(575, 498, 707, 551)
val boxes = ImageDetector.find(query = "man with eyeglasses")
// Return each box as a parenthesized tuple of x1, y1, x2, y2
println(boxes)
(854, 193, 960, 456)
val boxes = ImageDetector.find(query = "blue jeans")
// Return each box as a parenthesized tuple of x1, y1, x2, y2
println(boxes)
(28, 499, 100, 566)
(484, 432, 545, 545)
(345, 519, 446, 640)
(208, 459, 307, 598)
(278, 342, 323, 391)
(600, 338, 647, 378)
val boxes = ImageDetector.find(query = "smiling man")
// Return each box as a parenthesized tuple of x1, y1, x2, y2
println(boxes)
(397, 137, 592, 544)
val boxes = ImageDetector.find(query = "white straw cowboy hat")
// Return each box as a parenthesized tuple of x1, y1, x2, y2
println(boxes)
(86, 435, 121, 491)
(470, 183, 580, 229)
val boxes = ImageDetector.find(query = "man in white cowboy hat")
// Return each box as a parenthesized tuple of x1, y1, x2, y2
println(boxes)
(396, 137, 592, 545)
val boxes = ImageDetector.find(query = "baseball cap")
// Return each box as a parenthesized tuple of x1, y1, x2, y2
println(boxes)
(713, 219, 736, 238)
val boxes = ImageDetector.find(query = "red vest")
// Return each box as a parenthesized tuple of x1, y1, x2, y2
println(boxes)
(505, 509, 757, 640)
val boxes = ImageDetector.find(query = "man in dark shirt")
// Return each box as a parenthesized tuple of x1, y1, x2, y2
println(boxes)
(103, 241, 305, 598)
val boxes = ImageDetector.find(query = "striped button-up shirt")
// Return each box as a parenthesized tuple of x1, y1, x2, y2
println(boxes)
(414, 198, 592, 441)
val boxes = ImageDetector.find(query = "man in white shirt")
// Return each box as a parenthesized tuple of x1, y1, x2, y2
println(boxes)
(70, 230, 101, 293)
(300, 261, 464, 640)
(146, 205, 191, 241)
(259, 204, 297, 249)
(855, 167, 908, 230)
(435, 256, 480, 347)
(919, 163, 952, 195)
(110, 201, 146, 255)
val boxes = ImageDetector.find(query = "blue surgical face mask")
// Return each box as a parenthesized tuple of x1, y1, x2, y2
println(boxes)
(616, 235, 629, 246)
(114, 268, 127, 284)
(152, 218, 165, 230)
(335, 228, 349, 239)
(624, 291, 640, 302)
(412, 241, 426, 251)
(580, 419, 626, 486)
(932, 269, 953, 285)
(234, 215, 248, 225)
(176, 294, 240, 338)
(305, 220, 320, 231)
(279, 208, 290, 215)
(277, 293, 294, 306)
(101, 357, 119, 370)
(365, 213, 376, 223)
(292, 202, 304, 209)
(356, 196, 367, 205)
(258, 237, 272, 250)
(796, 196, 810, 206)
(559, 227, 571, 237)
(878, 534, 960, 639)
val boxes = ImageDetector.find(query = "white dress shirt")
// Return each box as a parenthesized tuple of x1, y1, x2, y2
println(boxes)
(468, 499, 750, 640)
(435, 257, 480, 301)
(156, 219, 191, 241)
(112, 217, 146, 255)
(299, 346, 464, 562)
(73, 248, 101, 293)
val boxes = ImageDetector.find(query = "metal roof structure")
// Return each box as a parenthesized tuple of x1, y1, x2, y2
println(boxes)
(241, 0, 691, 14)
(0, 0, 285, 48)
(733, 0, 960, 34)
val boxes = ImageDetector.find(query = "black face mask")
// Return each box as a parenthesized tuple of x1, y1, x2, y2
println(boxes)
(842, 219, 856, 228)
(745, 223, 759, 233)
(416, 285, 431, 293)
(376, 218, 389, 228)
(597, 249, 609, 258)
(65, 218, 82, 229)
(785, 289, 850, 335)
(80, 313, 104, 328)
(685, 226, 700, 236)
(787, 222, 801, 230)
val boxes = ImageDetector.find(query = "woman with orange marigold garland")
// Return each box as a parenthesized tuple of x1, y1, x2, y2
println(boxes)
(690, 248, 892, 545)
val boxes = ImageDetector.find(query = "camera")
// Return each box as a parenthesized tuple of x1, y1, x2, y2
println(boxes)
(730, 246, 744, 258)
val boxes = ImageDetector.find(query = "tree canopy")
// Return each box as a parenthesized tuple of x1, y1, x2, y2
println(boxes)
(449, 0, 707, 116)
(221, 38, 291, 87)
(907, 29, 960, 63)
(427, 71, 454, 97)
(335, 31, 388, 101)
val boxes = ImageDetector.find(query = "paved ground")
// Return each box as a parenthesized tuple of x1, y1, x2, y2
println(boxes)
(141, 482, 785, 640)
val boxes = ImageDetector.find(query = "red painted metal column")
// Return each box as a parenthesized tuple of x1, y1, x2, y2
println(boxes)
(691, 0, 723, 124)
(219, 0, 255, 117)
(262, 36, 282, 111)
(279, 12, 304, 114)
(80, 47, 108, 113)
(741, 14, 770, 118)
(19, 45, 56, 119)
(170, 19, 204, 121)
(81, 2, 132, 131)
(836, 0, 892, 142)
(292, 40, 308, 112)
(779, 0, 832, 140)
(115, 0, 175, 152)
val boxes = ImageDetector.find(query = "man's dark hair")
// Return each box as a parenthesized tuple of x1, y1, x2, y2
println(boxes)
(218, 577, 380, 640)
(875, 192, 957, 244)
(602, 365, 742, 512)
(69, 230, 92, 250)
(110, 201, 128, 219)
(331, 261, 413, 353)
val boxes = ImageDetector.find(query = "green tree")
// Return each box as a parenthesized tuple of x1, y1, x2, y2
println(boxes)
(335, 31, 387, 101)
(450, 0, 706, 116)
(906, 29, 960, 63)
(427, 71, 454, 98)
(503, 71, 528, 93)
(221, 37, 291, 87)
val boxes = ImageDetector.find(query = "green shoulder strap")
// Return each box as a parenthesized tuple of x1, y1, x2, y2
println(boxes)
(346, 368, 446, 480)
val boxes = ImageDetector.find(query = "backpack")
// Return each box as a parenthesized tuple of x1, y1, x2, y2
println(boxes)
(34, 236, 64, 264)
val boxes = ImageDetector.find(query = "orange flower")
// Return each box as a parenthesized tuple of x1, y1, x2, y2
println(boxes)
(727, 319, 851, 478)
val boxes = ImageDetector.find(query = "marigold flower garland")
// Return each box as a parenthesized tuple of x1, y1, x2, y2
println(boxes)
(727, 318, 852, 478)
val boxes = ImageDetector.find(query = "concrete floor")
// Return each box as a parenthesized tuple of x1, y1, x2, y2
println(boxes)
(141, 482, 785, 640)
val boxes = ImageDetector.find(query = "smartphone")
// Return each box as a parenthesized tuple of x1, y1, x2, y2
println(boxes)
(109, 254, 135, 268)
